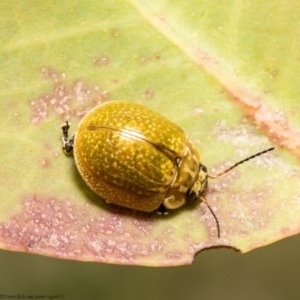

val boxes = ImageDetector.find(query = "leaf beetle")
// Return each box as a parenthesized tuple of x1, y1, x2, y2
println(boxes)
(62, 100, 274, 237)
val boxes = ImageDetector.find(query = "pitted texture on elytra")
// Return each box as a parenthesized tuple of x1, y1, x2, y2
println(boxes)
(73, 101, 202, 212)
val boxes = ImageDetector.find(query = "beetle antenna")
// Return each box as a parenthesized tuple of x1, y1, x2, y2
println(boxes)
(209, 147, 274, 179)
(200, 196, 220, 238)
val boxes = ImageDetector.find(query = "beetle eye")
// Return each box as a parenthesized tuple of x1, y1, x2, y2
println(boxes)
(200, 164, 207, 173)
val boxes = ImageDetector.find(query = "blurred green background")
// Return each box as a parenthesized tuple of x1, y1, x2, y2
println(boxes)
(1, 236, 300, 300)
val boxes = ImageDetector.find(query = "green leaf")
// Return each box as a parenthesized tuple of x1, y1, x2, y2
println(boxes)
(0, 0, 299, 266)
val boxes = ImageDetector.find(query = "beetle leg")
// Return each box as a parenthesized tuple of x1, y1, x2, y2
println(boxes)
(61, 121, 70, 139)
(61, 121, 74, 154)
(156, 204, 169, 216)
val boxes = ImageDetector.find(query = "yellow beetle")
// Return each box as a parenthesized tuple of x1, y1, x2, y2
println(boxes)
(62, 100, 274, 237)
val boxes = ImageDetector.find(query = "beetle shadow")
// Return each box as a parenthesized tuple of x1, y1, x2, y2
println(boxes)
(69, 163, 113, 212)
(69, 163, 198, 221)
